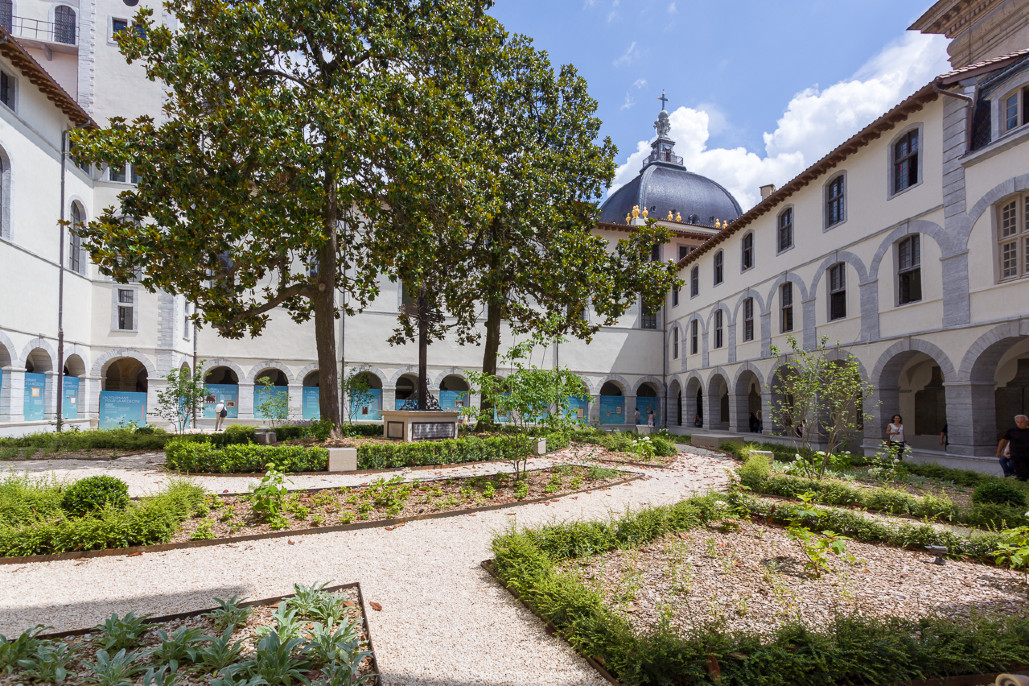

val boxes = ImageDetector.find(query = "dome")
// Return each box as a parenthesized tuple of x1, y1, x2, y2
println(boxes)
(599, 100, 742, 226)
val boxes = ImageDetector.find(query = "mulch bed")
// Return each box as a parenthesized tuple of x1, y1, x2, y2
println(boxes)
(563, 519, 1027, 639)
(174, 464, 629, 542)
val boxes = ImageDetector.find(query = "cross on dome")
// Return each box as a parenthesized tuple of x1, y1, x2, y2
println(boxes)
(658, 90, 669, 110)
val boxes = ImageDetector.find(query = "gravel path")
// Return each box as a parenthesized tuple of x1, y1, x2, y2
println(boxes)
(0, 448, 731, 686)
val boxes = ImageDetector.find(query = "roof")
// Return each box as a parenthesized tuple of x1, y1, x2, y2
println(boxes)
(599, 161, 743, 226)
(595, 221, 717, 241)
(908, 0, 1005, 37)
(937, 47, 1029, 84)
(0, 28, 95, 128)
(673, 81, 941, 272)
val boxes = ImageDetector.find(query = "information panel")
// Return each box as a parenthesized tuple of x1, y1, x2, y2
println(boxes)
(350, 388, 382, 421)
(412, 422, 457, 441)
(99, 390, 147, 429)
(23, 372, 46, 421)
(203, 384, 239, 418)
(565, 396, 589, 423)
(253, 386, 288, 420)
(438, 390, 469, 413)
(598, 396, 625, 425)
(635, 397, 661, 426)
(62, 376, 80, 420)
(302, 386, 320, 420)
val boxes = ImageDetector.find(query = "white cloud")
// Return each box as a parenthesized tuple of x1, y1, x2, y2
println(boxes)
(620, 91, 635, 111)
(613, 41, 639, 67)
(608, 32, 950, 210)
(633, 78, 648, 90)
(668, 2, 677, 13)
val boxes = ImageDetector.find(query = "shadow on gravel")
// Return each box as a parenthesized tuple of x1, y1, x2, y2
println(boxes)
(0, 584, 249, 634)
(0, 452, 165, 477)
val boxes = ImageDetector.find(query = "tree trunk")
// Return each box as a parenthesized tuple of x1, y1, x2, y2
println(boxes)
(479, 295, 503, 422)
(417, 286, 428, 410)
(316, 169, 342, 427)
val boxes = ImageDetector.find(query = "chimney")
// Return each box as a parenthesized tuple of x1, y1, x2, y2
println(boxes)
(759, 184, 776, 200)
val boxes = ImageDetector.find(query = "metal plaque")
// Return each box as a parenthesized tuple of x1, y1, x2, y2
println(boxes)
(412, 422, 456, 441)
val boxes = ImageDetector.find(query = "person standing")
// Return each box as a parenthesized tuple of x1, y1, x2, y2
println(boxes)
(634, 408, 640, 425)
(997, 415, 1029, 480)
(886, 414, 906, 460)
(214, 399, 227, 432)
(647, 408, 655, 427)
(756, 410, 764, 433)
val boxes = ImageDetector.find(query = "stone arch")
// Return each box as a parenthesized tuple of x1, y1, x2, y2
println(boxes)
(960, 320, 1029, 382)
(102, 357, 150, 393)
(296, 363, 321, 387)
(92, 349, 157, 379)
(434, 369, 470, 390)
(598, 375, 630, 396)
(0, 141, 11, 240)
(731, 289, 767, 323)
(871, 339, 956, 387)
(667, 377, 683, 427)
(20, 338, 57, 373)
(966, 173, 1029, 245)
(387, 367, 418, 388)
(808, 250, 869, 296)
(731, 362, 766, 391)
(631, 375, 664, 396)
(684, 373, 704, 428)
(872, 340, 954, 448)
(63, 353, 87, 377)
(704, 302, 733, 330)
(706, 367, 730, 429)
(868, 219, 951, 280)
(733, 364, 764, 432)
(199, 357, 244, 383)
(763, 272, 809, 315)
(247, 362, 293, 385)
(959, 322, 1029, 451)
(0, 330, 19, 368)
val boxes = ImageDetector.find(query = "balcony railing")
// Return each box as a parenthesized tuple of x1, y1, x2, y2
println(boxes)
(1, 13, 77, 46)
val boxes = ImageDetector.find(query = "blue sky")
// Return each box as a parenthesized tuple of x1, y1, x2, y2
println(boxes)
(489, 0, 951, 209)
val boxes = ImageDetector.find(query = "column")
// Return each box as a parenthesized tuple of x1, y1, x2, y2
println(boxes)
(287, 384, 303, 422)
(237, 382, 255, 422)
(382, 387, 397, 415)
(943, 382, 995, 457)
(727, 390, 746, 433)
(625, 394, 637, 429)
(0, 365, 22, 423)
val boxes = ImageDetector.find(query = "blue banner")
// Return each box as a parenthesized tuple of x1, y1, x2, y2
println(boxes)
(302, 386, 320, 420)
(62, 376, 79, 420)
(253, 386, 288, 420)
(598, 396, 624, 425)
(23, 372, 46, 421)
(99, 390, 147, 429)
(203, 384, 239, 418)
(439, 390, 469, 412)
(636, 397, 661, 427)
(565, 396, 589, 423)
(351, 388, 382, 421)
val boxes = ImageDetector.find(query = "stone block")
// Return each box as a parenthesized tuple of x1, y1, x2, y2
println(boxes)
(748, 450, 774, 461)
(255, 430, 276, 445)
(535, 438, 547, 455)
(328, 448, 357, 472)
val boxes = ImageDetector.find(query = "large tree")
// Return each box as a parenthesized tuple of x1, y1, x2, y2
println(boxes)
(381, 35, 680, 406)
(72, 0, 499, 425)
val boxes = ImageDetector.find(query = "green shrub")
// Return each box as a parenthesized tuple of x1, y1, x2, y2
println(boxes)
(0, 428, 169, 453)
(357, 435, 534, 470)
(737, 454, 771, 490)
(212, 424, 256, 447)
(545, 431, 571, 452)
(0, 473, 65, 527)
(650, 436, 677, 457)
(165, 441, 327, 473)
(60, 476, 130, 517)
(973, 480, 1028, 508)
(965, 502, 1027, 530)
(864, 487, 917, 515)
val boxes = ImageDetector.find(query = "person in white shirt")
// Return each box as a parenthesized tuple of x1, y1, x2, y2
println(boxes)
(214, 400, 227, 432)
(886, 414, 906, 460)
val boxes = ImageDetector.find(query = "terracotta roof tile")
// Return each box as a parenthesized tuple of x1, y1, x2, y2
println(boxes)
(0, 28, 95, 128)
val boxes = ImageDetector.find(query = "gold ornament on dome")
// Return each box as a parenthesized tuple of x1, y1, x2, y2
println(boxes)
(667, 211, 673, 221)
(675, 212, 682, 222)
(715, 219, 721, 228)
(642, 207, 649, 219)
(625, 213, 631, 225)
(632, 205, 640, 218)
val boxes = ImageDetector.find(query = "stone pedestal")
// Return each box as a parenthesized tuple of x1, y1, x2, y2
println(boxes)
(535, 437, 547, 455)
(255, 429, 276, 445)
(328, 448, 357, 472)
(380, 410, 460, 442)
(635, 425, 655, 435)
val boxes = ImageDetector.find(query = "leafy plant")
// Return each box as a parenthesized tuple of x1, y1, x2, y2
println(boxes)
(992, 525, 1029, 590)
(243, 631, 311, 685)
(17, 641, 77, 683)
(973, 481, 1028, 508)
(285, 583, 347, 624)
(61, 475, 130, 517)
(95, 612, 150, 651)
(785, 493, 855, 578)
(152, 626, 205, 667)
(249, 465, 292, 524)
(191, 520, 215, 540)
(867, 440, 908, 483)
(255, 376, 291, 427)
(207, 594, 253, 632)
(305, 619, 362, 665)
(142, 664, 180, 686)
(153, 363, 208, 433)
(85, 648, 151, 686)
(0, 626, 50, 674)
(188, 628, 245, 675)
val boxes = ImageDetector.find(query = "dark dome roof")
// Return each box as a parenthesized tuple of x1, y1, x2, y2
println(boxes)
(599, 162, 743, 226)
(599, 101, 742, 226)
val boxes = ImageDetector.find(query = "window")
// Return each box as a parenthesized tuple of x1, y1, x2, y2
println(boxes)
(641, 301, 657, 329)
(672, 285, 679, 307)
(109, 164, 126, 183)
(1001, 88, 1029, 134)
(780, 283, 793, 332)
(690, 319, 698, 355)
(742, 297, 754, 342)
(713, 250, 723, 285)
(713, 310, 724, 348)
(116, 288, 135, 330)
(183, 300, 191, 339)
(828, 263, 846, 320)
(112, 17, 128, 36)
(651, 244, 660, 261)
(897, 235, 921, 304)
(893, 129, 919, 194)
(741, 233, 753, 271)
(825, 175, 845, 228)
(690, 266, 699, 297)
(678, 245, 691, 260)
(69, 203, 84, 273)
(672, 328, 679, 359)
(0, 69, 14, 110)
(54, 6, 76, 44)
(777, 208, 793, 252)
(129, 164, 140, 184)
(400, 282, 416, 306)
(998, 192, 1029, 281)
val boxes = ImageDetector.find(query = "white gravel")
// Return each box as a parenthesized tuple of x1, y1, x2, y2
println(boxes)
(0, 449, 731, 686)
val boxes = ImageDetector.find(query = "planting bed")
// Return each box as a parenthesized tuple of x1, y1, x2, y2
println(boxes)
(174, 464, 631, 542)
(565, 518, 1027, 639)
(0, 583, 377, 686)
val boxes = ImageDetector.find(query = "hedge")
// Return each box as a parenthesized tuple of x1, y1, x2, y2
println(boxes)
(165, 441, 328, 473)
(491, 495, 1025, 686)
(0, 480, 206, 558)
(356, 435, 535, 469)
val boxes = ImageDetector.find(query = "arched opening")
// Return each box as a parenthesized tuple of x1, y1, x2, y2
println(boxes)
(770, 366, 799, 437)
(99, 357, 148, 429)
(636, 382, 660, 427)
(707, 374, 729, 430)
(667, 379, 682, 427)
(967, 335, 1029, 455)
(877, 351, 947, 451)
(564, 376, 590, 424)
(302, 370, 320, 420)
(349, 371, 383, 421)
(394, 373, 419, 408)
(598, 381, 625, 425)
(254, 368, 289, 421)
(0, 342, 9, 421)
(61, 353, 86, 421)
(54, 5, 76, 44)
(203, 366, 238, 420)
(735, 370, 762, 433)
(439, 374, 470, 412)
(685, 378, 703, 428)
(23, 348, 53, 422)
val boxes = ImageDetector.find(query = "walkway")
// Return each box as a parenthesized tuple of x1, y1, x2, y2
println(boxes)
(0, 447, 731, 686)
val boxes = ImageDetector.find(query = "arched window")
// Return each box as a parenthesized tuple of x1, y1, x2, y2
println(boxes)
(690, 266, 699, 297)
(824, 174, 845, 228)
(713, 250, 724, 285)
(742, 297, 754, 342)
(777, 207, 793, 252)
(741, 233, 754, 271)
(713, 310, 724, 349)
(998, 192, 1029, 281)
(672, 328, 679, 359)
(828, 263, 846, 320)
(54, 6, 76, 45)
(690, 319, 699, 355)
(892, 129, 919, 194)
(69, 202, 84, 273)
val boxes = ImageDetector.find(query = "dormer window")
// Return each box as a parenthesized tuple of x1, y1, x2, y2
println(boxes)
(1002, 87, 1029, 134)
